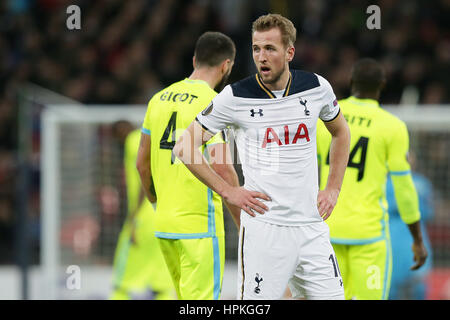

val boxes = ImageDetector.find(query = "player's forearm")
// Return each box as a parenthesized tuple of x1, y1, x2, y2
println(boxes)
(137, 165, 157, 203)
(136, 133, 156, 203)
(396, 175, 423, 241)
(184, 154, 231, 197)
(391, 174, 421, 224)
(213, 164, 241, 229)
(142, 179, 157, 203)
(408, 221, 424, 244)
(326, 128, 350, 192)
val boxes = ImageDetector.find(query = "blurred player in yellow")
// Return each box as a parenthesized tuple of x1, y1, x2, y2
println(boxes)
(317, 58, 428, 300)
(136, 32, 241, 300)
(110, 121, 175, 300)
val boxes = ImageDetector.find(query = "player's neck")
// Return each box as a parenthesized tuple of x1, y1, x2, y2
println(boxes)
(189, 68, 219, 90)
(261, 68, 290, 91)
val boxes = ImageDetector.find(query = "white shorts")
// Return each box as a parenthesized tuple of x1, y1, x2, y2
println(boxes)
(236, 217, 344, 300)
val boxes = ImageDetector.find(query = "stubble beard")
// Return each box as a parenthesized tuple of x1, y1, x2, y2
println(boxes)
(258, 64, 285, 86)
(215, 70, 231, 92)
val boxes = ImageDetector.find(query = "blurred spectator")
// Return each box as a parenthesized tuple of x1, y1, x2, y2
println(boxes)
(1, 0, 448, 106)
(0, 0, 449, 266)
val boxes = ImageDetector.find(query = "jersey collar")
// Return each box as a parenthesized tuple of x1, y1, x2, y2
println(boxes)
(348, 96, 380, 108)
(255, 72, 292, 99)
(184, 78, 211, 88)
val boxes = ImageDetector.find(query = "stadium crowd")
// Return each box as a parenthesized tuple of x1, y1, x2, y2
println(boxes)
(0, 0, 449, 266)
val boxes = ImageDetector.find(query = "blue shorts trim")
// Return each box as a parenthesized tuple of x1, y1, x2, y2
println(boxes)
(154, 232, 215, 239)
(212, 236, 221, 300)
(330, 236, 385, 245)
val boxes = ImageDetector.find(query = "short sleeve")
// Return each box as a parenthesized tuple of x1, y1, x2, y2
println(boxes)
(195, 85, 235, 135)
(141, 99, 152, 135)
(317, 75, 340, 122)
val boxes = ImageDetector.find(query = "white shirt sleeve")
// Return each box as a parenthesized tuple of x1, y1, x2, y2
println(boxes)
(317, 75, 340, 122)
(195, 85, 235, 134)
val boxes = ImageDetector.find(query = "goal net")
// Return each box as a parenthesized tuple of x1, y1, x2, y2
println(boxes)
(40, 104, 450, 299)
(40, 105, 146, 299)
(40, 104, 240, 299)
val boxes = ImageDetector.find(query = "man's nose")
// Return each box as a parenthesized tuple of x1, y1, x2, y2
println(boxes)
(258, 50, 267, 62)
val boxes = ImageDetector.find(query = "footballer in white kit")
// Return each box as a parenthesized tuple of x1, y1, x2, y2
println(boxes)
(175, 13, 350, 300)
(195, 70, 345, 299)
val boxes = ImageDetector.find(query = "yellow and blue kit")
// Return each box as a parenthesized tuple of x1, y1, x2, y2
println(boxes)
(141, 78, 227, 300)
(317, 96, 421, 300)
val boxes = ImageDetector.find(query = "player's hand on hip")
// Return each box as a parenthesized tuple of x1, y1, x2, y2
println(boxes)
(411, 241, 428, 270)
(317, 188, 340, 220)
(222, 186, 271, 217)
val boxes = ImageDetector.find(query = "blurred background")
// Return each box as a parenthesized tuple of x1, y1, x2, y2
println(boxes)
(0, 0, 449, 299)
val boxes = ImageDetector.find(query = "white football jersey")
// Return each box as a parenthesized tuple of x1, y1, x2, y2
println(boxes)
(196, 70, 340, 226)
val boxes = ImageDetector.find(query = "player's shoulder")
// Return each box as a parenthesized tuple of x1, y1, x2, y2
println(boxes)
(230, 74, 266, 99)
(149, 79, 204, 100)
(377, 106, 407, 128)
(369, 106, 409, 141)
(181, 78, 217, 96)
(230, 70, 329, 98)
(156, 80, 183, 96)
(289, 69, 323, 95)
(212, 84, 234, 104)
(339, 97, 405, 125)
(146, 83, 173, 106)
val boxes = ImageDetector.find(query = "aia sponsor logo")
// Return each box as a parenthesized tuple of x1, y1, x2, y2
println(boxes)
(262, 123, 310, 148)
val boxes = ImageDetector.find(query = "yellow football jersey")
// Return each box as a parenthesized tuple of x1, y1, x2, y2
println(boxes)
(317, 96, 420, 243)
(142, 78, 226, 238)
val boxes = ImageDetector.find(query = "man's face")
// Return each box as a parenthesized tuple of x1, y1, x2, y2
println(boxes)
(252, 28, 293, 85)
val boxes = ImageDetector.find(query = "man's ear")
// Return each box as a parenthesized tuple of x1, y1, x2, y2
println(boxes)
(193, 56, 197, 69)
(221, 59, 230, 74)
(286, 45, 295, 62)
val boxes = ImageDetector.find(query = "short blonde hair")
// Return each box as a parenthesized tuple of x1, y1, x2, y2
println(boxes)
(252, 13, 297, 47)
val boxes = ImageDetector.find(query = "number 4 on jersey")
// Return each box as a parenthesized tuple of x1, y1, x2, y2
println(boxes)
(160, 111, 177, 164)
(326, 136, 369, 181)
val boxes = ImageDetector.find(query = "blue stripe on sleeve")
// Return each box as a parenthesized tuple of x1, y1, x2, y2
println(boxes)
(141, 128, 151, 135)
(389, 170, 411, 176)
